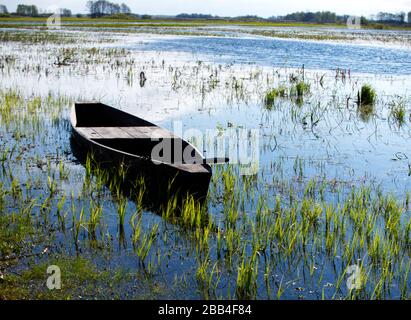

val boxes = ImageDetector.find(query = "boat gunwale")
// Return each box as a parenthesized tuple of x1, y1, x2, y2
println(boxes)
(70, 103, 212, 174)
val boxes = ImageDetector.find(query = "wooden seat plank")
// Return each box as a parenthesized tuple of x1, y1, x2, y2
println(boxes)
(78, 126, 176, 140)
(76, 127, 103, 139)
(123, 127, 176, 139)
(92, 127, 134, 139)
(120, 127, 150, 139)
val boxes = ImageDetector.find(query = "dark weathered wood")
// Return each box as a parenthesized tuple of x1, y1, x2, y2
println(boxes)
(76, 127, 103, 139)
(170, 163, 210, 174)
(121, 126, 176, 139)
(70, 103, 212, 177)
(79, 126, 177, 140)
(92, 127, 134, 139)
(120, 126, 150, 139)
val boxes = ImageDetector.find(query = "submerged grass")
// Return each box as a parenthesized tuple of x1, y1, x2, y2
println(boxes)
(264, 85, 288, 108)
(264, 79, 310, 109)
(359, 84, 377, 107)
(1, 87, 410, 300)
(0, 256, 140, 299)
(389, 99, 407, 126)
(0, 31, 87, 44)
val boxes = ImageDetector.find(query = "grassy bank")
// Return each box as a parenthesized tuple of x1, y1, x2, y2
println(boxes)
(1, 17, 410, 30)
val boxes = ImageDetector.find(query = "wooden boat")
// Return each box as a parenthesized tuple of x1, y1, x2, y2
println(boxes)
(70, 102, 212, 198)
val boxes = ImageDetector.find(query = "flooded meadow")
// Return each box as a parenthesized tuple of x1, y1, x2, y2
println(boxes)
(1, 24, 411, 299)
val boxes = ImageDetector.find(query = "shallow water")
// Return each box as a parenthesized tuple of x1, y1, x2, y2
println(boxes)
(134, 35, 411, 75)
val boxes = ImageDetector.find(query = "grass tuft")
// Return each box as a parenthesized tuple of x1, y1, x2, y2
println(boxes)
(359, 84, 376, 106)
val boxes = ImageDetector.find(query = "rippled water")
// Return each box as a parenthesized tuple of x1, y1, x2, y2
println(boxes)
(136, 35, 411, 75)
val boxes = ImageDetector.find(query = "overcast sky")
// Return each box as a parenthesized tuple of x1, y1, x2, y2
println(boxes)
(2, 0, 411, 17)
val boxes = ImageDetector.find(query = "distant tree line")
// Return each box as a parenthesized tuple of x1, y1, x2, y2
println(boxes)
(267, 11, 410, 25)
(175, 13, 266, 21)
(1, 1, 133, 18)
(0, 4, 8, 15)
(373, 12, 406, 23)
(175, 10, 411, 25)
(0, 4, 72, 17)
(174, 11, 357, 24)
(269, 11, 345, 23)
(86, 1, 131, 17)
(139, 14, 152, 20)
(16, 4, 39, 17)
(60, 9, 72, 17)
(176, 13, 215, 19)
(234, 15, 266, 22)
(2, 3, 410, 25)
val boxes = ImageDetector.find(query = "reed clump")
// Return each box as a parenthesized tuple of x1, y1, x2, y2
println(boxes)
(359, 84, 376, 106)
(264, 85, 288, 108)
(294, 81, 310, 98)
(389, 100, 406, 125)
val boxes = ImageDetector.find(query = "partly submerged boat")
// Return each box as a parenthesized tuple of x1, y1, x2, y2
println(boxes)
(70, 102, 213, 199)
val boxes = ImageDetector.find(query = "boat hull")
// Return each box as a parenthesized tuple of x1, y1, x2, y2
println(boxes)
(71, 128, 212, 202)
